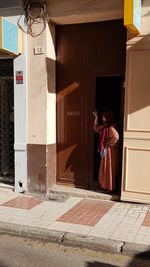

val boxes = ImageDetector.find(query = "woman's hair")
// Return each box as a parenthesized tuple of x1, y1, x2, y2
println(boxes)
(103, 111, 116, 126)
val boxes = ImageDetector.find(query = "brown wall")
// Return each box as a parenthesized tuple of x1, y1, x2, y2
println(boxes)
(27, 145, 46, 193)
(27, 144, 56, 193)
(46, 144, 56, 190)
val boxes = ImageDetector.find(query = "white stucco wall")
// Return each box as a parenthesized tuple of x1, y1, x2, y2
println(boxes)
(27, 22, 56, 146)
(27, 27, 47, 145)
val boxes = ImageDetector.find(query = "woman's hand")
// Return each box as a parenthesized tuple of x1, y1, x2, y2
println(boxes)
(93, 110, 98, 118)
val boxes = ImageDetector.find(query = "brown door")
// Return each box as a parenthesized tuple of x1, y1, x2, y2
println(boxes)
(56, 20, 126, 189)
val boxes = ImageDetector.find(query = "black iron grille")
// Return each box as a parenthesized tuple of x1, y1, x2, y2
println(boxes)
(0, 66, 14, 185)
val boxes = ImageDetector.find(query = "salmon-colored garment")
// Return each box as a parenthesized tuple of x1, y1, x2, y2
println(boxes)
(94, 125, 119, 191)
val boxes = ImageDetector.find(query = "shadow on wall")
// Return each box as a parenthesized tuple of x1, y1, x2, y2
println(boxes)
(65, 143, 81, 180)
(46, 23, 56, 94)
(46, 57, 56, 94)
(127, 32, 150, 115)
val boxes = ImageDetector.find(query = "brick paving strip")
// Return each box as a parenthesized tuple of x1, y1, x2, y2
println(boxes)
(57, 199, 114, 226)
(1, 196, 43, 210)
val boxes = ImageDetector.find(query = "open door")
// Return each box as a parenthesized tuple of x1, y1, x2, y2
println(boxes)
(121, 49, 150, 204)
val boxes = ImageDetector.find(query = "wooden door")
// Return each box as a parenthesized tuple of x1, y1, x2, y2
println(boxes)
(56, 21, 126, 188)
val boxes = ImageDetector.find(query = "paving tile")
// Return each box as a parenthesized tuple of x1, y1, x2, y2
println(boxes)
(1, 196, 42, 210)
(89, 229, 110, 238)
(142, 206, 150, 211)
(64, 197, 83, 203)
(134, 217, 145, 226)
(68, 224, 91, 234)
(142, 211, 150, 227)
(138, 226, 150, 234)
(110, 233, 128, 242)
(0, 195, 18, 204)
(129, 226, 141, 234)
(125, 233, 137, 243)
(57, 199, 114, 226)
(142, 236, 150, 245)
(79, 226, 93, 235)
(10, 218, 35, 226)
(134, 234, 145, 243)
(48, 221, 71, 231)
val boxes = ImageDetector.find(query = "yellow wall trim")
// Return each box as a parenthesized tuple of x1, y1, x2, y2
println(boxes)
(124, 0, 141, 35)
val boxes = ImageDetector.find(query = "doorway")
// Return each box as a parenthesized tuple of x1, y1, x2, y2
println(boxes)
(92, 76, 124, 193)
(0, 59, 14, 186)
(56, 20, 126, 190)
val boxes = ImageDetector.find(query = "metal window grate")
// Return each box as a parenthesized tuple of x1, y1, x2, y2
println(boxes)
(0, 76, 14, 185)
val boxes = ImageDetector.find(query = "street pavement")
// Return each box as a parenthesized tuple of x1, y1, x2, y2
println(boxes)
(0, 234, 149, 267)
(0, 187, 149, 256)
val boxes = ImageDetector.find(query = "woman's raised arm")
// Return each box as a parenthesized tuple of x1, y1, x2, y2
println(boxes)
(93, 111, 104, 133)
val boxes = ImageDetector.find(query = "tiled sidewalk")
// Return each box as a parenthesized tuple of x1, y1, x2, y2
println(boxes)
(0, 188, 150, 246)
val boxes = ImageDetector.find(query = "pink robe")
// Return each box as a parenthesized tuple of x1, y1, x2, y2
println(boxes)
(95, 125, 119, 191)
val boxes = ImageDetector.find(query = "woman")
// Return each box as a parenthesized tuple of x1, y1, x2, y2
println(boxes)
(93, 110, 119, 192)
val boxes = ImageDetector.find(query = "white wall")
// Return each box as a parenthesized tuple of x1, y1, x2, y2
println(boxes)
(27, 22, 56, 146)
(27, 27, 47, 145)
(1, 15, 28, 193)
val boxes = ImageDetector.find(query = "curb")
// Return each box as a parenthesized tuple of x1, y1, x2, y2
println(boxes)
(0, 221, 64, 243)
(0, 221, 149, 256)
(62, 232, 124, 254)
(123, 242, 150, 256)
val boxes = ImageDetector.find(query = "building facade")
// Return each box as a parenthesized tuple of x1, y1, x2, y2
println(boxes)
(0, 0, 150, 204)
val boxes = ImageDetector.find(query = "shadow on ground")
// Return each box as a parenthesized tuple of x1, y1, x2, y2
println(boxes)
(127, 250, 150, 267)
(86, 250, 150, 267)
(86, 262, 117, 267)
(0, 261, 8, 267)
